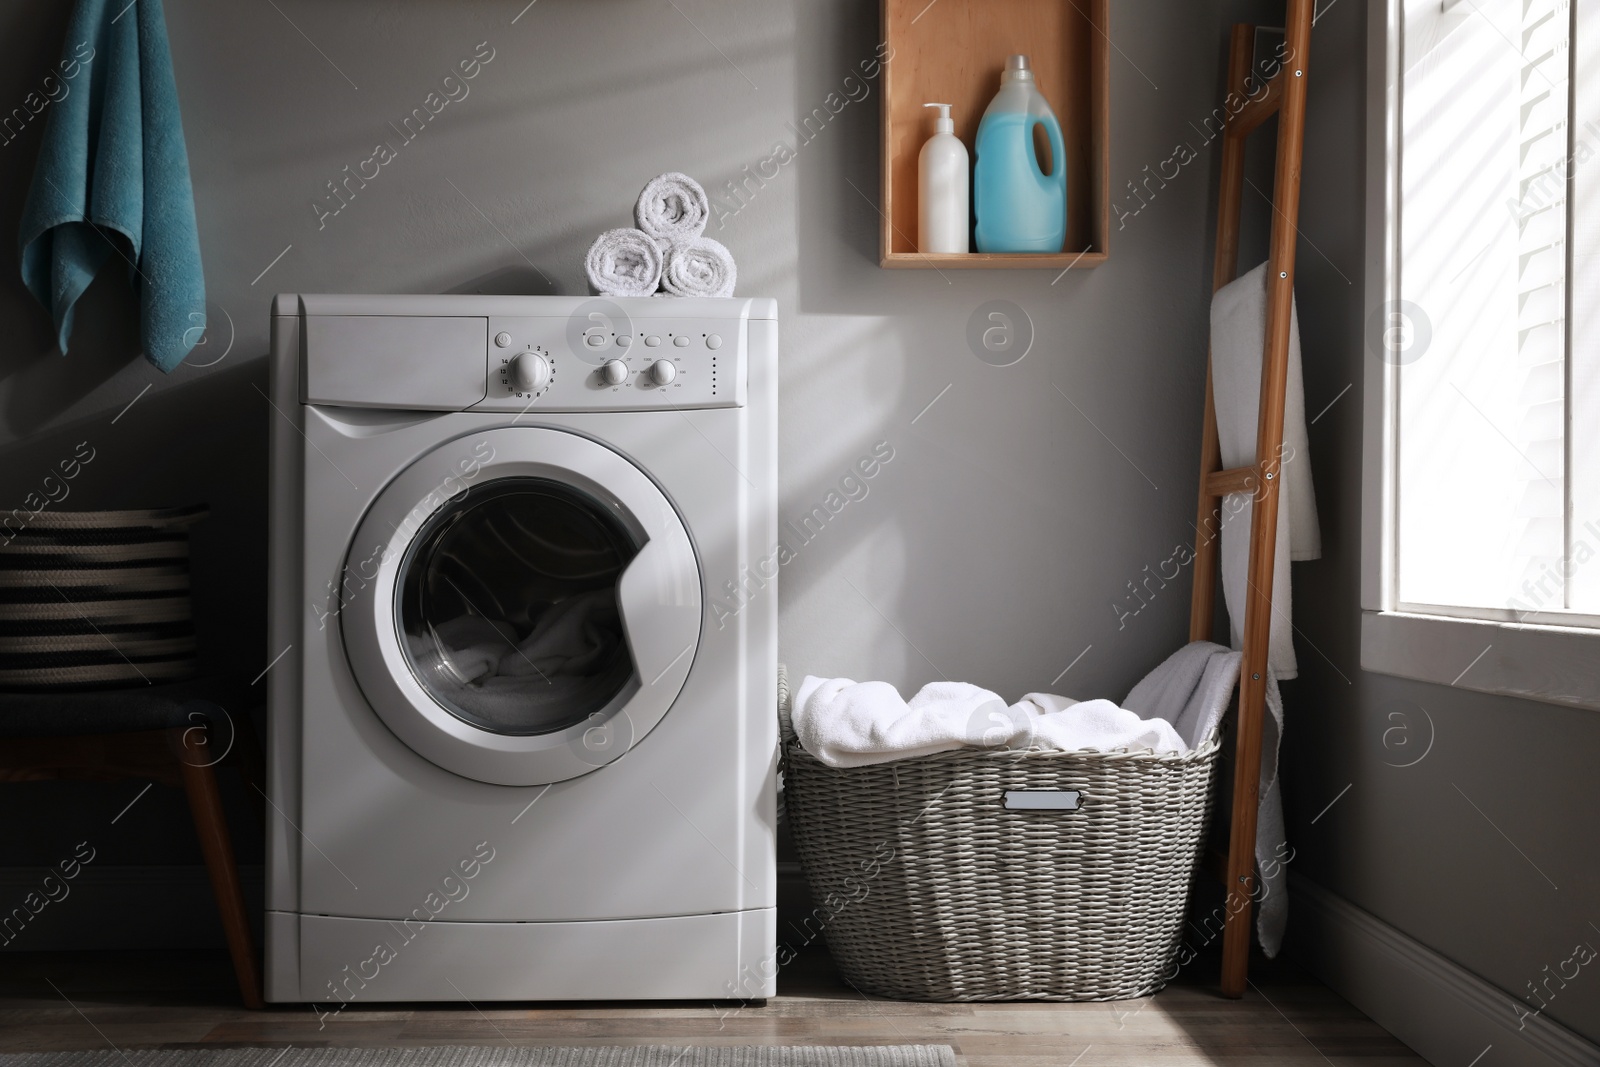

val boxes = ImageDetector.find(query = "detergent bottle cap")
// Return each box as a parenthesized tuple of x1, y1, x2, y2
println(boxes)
(1003, 54, 1035, 82)
(923, 102, 954, 134)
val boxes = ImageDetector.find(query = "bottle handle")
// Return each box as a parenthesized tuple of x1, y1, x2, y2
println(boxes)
(1028, 113, 1067, 190)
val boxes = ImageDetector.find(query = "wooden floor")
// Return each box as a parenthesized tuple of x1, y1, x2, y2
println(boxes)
(0, 946, 1421, 1066)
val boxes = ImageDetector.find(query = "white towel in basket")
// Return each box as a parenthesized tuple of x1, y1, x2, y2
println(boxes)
(790, 679, 1188, 769)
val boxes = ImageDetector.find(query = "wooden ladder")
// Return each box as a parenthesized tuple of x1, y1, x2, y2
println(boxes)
(1188, 0, 1313, 1000)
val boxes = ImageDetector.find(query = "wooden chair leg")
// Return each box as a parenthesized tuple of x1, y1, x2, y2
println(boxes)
(176, 727, 265, 1010)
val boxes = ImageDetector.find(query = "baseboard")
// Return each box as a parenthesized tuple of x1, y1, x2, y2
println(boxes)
(1290, 873, 1600, 1067)
(0, 865, 265, 951)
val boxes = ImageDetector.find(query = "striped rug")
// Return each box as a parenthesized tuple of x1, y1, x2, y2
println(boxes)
(0, 505, 206, 689)
(0, 1049, 957, 1067)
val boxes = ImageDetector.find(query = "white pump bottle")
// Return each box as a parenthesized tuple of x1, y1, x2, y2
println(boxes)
(918, 102, 970, 254)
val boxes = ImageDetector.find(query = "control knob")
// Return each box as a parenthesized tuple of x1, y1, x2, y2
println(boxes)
(647, 359, 677, 386)
(508, 351, 550, 393)
(600, 359, 629, 386)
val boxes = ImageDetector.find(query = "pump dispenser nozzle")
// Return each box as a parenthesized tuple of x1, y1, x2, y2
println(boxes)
(923, 102, 954, 134)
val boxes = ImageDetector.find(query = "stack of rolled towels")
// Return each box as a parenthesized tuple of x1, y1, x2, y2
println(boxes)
(585, 173, 738, 299)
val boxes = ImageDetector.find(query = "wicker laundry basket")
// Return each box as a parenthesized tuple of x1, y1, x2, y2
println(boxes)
(778, 667, 1221, 1002)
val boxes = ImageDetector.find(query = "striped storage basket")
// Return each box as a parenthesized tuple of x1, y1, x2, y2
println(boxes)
(0, 506, 207, 689)
(778, 667, 1221, 1002)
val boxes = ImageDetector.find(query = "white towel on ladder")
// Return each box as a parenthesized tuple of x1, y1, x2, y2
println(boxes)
(1125, 641, 1288, 956)
(1210, 261, 1321, 679)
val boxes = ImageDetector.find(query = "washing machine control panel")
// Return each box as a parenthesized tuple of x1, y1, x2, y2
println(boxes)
(296, 297, 766, 412)
(477, 313, 742, 411)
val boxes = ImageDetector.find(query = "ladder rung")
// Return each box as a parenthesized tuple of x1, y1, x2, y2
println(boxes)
(1204, 465, 1257, 496)
(1228, 74, 1285, 138)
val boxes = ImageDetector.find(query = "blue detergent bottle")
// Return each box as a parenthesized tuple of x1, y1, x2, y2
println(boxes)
(973, 55, 1067, 253)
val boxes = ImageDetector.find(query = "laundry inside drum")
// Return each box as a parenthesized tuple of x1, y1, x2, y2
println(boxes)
(396, 477, 638, 735)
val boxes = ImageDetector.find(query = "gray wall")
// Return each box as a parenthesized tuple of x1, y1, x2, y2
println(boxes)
(1264, 0, 1600, 1046)
(0, 0, 1226, 874)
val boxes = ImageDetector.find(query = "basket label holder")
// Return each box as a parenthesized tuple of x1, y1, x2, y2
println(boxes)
(1002, 789, 1082, 811)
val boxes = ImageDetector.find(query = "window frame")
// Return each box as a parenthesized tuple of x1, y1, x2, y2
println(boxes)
(1361, 0, 1600, 711)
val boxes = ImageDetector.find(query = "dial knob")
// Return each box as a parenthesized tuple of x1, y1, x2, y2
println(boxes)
(648, 359, 677, 386)
(508, 351, 550, 393)
(600, 359, 629, 386)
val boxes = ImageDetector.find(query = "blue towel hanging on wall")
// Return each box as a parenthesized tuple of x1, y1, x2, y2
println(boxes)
(18, 0, 205, 373)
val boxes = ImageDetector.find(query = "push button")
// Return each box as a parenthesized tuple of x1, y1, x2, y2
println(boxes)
(645, 335, 662, 347)
(586, 333, 608, 349)
(617, 335, 633, 348)
(706, 334, 723, 350)
(673, 335, 690, 348)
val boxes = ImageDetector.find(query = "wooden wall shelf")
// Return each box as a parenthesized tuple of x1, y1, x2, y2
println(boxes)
(879, 0, 1110, 270)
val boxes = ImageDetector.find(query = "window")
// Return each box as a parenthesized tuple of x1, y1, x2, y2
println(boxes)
(1363, 0, 1600, 707)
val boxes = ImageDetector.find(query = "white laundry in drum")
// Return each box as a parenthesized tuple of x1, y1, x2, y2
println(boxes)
(405, 592, 626, 732)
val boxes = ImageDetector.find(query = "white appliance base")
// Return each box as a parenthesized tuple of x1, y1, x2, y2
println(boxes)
(267, 909, 777, 1004)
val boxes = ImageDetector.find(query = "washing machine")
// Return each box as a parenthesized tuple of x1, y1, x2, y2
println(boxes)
(264, 294, 778, 1004)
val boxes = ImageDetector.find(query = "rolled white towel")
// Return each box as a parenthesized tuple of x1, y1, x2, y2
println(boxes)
(635, 172, 710, 246)
(661, 236, 737, 298)
(585, 228, 663, 297)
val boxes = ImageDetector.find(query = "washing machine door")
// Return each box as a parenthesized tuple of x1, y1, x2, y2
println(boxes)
(341, 427, 701, 786)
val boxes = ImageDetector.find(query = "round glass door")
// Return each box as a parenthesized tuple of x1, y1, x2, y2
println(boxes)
(341, 427, 702, 787)
(397, 478, 636, 737)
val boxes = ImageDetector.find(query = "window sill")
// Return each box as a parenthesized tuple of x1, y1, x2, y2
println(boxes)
(1360, 611, 1600, 711)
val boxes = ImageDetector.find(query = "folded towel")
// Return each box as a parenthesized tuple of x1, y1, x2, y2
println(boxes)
(634, 172, 710, 247)
(584, 228, 663, 297)
(1210, 261, 1321, 679)
(1124, 640, 1288, 956)
(661, 236, 737, 298)
(18, 0, 206, 373)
